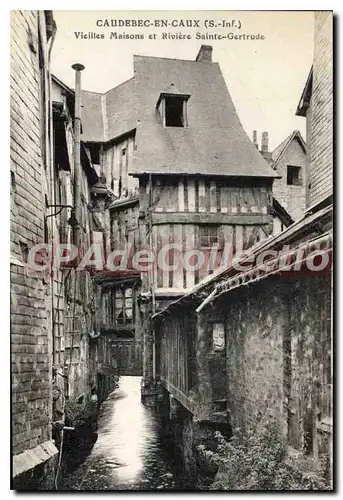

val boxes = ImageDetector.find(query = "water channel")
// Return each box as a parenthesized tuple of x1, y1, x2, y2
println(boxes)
(60, 376, 183, 491)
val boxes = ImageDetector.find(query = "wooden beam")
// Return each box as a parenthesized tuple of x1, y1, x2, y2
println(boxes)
(109, 196, 139, 211)
(101, 324, 135, 333)
(178, 179, 185, 212)
(93, 274, 140, 286)
(159, 376, 196, 415)
(188, 178, 196, 212)
(152, 212, 272, 226)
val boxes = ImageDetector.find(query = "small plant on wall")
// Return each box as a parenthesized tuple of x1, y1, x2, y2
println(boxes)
(198, 422, 331, 491)
(64, 395, 89, 427)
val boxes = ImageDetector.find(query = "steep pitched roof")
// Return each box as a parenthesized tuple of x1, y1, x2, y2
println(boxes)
(62, 50, 279, 178)
(81, 78, 137, 143)
(271, 130, 306, 166)
(131, 55, 278, 178)
(81, 91, 105, 142)
(273, 197, 294, 227)
(52, 74, 73, 96)
(105, 78, 137, 140)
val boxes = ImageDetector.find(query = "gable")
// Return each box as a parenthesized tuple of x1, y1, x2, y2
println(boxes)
(81, 90, 105, 142)
(272, 131, 306, 167)
(274, 136, 306, 172)
(81, 79, 137, 143)
(105, 78, 137, 141)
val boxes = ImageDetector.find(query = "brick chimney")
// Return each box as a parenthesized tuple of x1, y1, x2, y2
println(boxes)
(253, 130, 258, 149)
(196, 45, 213, 62)
(261, 131, 269, 153)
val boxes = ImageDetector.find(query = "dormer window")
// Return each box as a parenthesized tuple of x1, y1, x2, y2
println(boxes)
(156, 83, 190, 128)
(165, 96, 184, 127)
(88, 142, 101, 165)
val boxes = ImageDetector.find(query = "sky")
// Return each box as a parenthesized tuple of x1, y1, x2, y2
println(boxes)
(51, 10, 314, 151)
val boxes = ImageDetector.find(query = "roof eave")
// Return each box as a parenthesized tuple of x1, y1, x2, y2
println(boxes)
(273, 197, 294, 227)
(52, 74, 74, 96)
(296, 66, 313, 117)
(272, 130, 306, 166)
(156, 92, 191, 109)
(153, 204, 332, 319)
(130, 170, 281, 179)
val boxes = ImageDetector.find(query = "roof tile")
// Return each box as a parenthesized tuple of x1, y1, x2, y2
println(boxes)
(79, 52, 278, 178)
(132, 55, 278, 178)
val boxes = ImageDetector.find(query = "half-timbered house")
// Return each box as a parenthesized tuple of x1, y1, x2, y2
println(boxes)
(80, 44, 279, 379)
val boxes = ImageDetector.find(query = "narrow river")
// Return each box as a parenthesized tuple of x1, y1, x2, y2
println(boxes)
(60, 376, 180, 491)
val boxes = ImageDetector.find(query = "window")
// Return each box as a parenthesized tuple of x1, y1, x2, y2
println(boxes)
(20, 241, 29, 263)
(11, 171, 16, 193)
(92, 230, 104, 247)
(157, 84, 190, 128)
(165, 96, 185, 127)
(88, 143, 101, 165)
(115, 287, 133, 325)
(287, 165, 302, 186)
(212, 323, 225, 352)
(119, 146, 128, 197)
(199, 225, 219, 248)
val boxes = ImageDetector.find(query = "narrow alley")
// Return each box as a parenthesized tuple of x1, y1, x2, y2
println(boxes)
(60, 377, 180, 491)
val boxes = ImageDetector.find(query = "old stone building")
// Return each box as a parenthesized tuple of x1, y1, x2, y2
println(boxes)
(270, 131, 307, 221)
(79, 44, 279, 383)
(10, 11, 116, 490)
(153, 11, 333, 483)
(50, 73, 114, 404)
(10, 10, 59, 489)
(253, 130, 307, 224)
(296, 13, 333, 211)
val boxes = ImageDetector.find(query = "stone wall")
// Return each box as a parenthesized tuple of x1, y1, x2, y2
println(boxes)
(156, 268, 332, 489)
(10, 10, 47, 264)
(11, 266, 52, 454)
(272, 137, 307, 221)
(211, 273, 332, 459)
(10, 10, 58, 486)
(155, 386, 221, 489)
(308, 12, 333, 207)
(223, 279, 288, 435)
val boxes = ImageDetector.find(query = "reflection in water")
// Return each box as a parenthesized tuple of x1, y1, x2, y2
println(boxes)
(61, 376, 178, 491)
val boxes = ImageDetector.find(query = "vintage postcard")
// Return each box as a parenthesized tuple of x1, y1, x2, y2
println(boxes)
(10, 10, 333, 491)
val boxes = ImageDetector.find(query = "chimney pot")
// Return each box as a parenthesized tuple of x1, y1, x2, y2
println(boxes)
(71, 63, 85, 71)
(261, 131, 269, 153)
(253, 130, 258, 149)
(196, 45, 213, 62)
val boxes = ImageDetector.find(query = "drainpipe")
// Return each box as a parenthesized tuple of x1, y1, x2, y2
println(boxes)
(148, 174, 155, 314)
(71, 63, 85, 250)
(148, 174, 156, 379)
(48, 20, 57, 367)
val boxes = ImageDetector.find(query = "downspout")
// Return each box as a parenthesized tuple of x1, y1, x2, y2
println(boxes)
(148, 174, 156, 379)
(196, 288, 217, 314)
(71, 63, 85, 249)
(47, 17, 57, 61)
(148, 174, 155, 314)
(44, 12, 57, 367)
